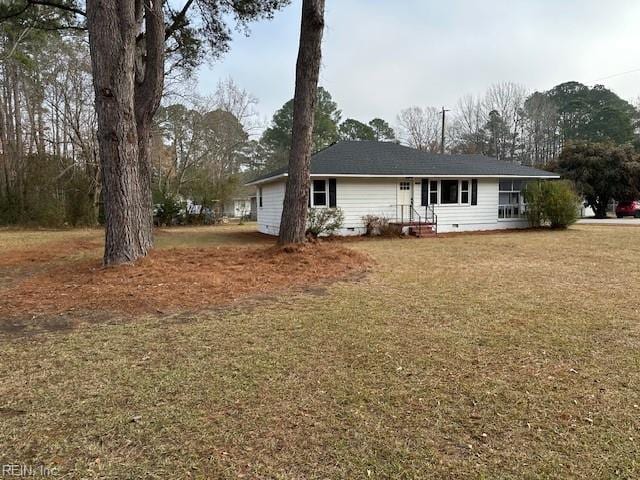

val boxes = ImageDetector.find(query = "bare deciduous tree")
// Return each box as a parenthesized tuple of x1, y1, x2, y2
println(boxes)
(397, 106, 440, 152)
(484, 82, 528, 160)
(450, 94, 486, 154)
(213, 77, 260, 135)
(0, 24, 100, 226)
(521, 92, 560, 165)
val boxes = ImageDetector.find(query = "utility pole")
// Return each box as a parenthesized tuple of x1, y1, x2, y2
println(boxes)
(441, 107, 450, 154)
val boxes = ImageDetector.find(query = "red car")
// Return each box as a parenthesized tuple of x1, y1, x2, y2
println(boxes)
(616, 200, 640, 218)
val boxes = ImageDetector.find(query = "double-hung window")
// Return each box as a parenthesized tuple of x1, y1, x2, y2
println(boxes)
(312, 179, 327, 207)
(429, 181, 438, 205)
(461, 180, 470, 204)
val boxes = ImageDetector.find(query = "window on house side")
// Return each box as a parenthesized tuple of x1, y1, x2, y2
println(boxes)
(313, 180, 327, 206)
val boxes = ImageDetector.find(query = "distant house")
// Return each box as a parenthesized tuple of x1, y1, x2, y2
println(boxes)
(247, 141, 558, 236)
(223, 186, 257, 220)
(224, 197, 252, 219)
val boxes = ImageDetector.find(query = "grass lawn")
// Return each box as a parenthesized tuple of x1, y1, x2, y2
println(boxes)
(1, 224, 639, 479)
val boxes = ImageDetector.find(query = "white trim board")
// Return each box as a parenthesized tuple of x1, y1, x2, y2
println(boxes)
(246, 173, 560, 186)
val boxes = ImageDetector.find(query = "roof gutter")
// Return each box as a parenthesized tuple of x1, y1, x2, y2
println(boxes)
(246, 172, 559, 186)
(245, 173, 288, 186)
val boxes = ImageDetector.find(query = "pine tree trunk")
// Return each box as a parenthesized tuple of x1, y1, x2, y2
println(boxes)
(134, 118, 155, 249)
(134, 0, 165, 255)
(87, 0, 151, 265)
(277, 0, 325, 245)
(87, 0, 164, 265)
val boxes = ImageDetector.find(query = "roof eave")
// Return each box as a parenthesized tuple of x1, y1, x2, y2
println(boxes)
(245, 173, 288, 186)
(306, 173, 560, 179)
(245, 172, 560, 186)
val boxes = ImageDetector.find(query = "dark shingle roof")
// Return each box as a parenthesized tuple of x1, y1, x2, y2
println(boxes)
(248, 141, 558, 184)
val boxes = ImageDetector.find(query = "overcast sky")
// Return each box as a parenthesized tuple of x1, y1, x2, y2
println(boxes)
(198, 0, 640, 128)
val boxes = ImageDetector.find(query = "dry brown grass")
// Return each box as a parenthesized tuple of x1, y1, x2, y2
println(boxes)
(1, 224, 639, 479)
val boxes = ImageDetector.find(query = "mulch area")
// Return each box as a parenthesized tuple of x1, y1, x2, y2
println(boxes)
(0, 238, 102, 268)
(1, 243, 369, 319)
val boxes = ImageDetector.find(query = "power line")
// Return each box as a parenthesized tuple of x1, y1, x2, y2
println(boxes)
(590, 67, 640, 83)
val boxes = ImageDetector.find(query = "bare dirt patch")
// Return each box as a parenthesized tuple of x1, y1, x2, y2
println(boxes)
(2, 243, 368, 319)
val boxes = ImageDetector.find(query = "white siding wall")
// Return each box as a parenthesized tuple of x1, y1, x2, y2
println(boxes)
(412, 178, 528, 233)
(256, 181, 285, 235)
(256, 177, 529, 236)
(335, 178, 398, 235)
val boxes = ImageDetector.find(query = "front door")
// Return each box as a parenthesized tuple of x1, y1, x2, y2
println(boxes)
(397, 180, 412, 221)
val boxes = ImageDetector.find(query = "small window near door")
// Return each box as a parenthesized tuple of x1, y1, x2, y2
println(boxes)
(258, 187, 263, 207)
(461, 180, 470, 204)
(399, 181, 411, 191)
(429, 180, 438, 204)
(441, 180, 459, 204)
(313, 180, 327, 206)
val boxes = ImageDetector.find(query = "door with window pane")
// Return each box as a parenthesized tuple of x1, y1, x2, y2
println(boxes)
(397, 181, 412, 222)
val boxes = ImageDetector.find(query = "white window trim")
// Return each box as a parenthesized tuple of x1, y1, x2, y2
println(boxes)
(428, 179, 472, 206)
(498, 179, 527, 221)
(311, 179, 328, 207)
(428, 180, 438, 206)
(460, 179, 471, 205)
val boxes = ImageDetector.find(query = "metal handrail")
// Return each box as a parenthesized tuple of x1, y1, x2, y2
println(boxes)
(410, 205, 424, 237)
(398, 204, 414, 224)
(398, 204, 438, 236)
(425, 204, 438, 235)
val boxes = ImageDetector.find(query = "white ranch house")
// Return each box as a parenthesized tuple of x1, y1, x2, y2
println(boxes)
(247, 141, 559, 236)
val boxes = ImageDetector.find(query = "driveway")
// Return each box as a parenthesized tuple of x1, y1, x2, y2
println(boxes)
(577, 218, 640, 226)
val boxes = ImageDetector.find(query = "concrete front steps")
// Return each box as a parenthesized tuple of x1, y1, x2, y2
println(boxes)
(408, 224, 437, 238)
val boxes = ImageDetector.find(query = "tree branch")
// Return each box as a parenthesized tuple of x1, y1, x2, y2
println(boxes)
(27, 0, 86, 16)
(165, 0, 195, 40)
(1, 0, 86, 24)
(0, 3, 30, 22)
(29, 23, 87, 31)
(135, 0, 165, 126)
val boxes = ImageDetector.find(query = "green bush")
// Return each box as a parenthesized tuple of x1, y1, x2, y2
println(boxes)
(0, 192, 21, 224)
(0, 155, 98, 227)
(155, 193, 185, 226)
(307, 208, 344, 237)
(544, 181, 580, 228)
(522, 181, 546, 227)
(524, 180, 579, 229)
(65, 174, 98, 226)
